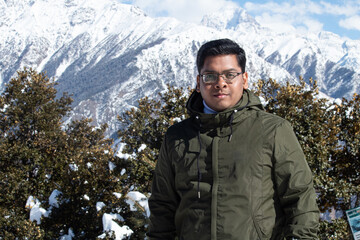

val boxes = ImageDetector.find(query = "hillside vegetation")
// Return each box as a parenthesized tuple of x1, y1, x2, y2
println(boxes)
(1, 69, 359, 239)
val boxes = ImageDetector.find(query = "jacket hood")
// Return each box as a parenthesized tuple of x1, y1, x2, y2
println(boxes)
(186, 89, 264, 130)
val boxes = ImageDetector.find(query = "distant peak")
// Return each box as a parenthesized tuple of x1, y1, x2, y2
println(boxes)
(3, 0, 33, 7)
(200, 6, 259, 31)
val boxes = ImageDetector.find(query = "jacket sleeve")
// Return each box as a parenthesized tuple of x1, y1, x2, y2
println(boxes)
(147, 133, 180, 239)
(273, 120, 320, 239)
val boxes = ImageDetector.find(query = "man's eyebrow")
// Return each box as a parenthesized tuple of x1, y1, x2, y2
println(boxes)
(202, 68, 239, 73)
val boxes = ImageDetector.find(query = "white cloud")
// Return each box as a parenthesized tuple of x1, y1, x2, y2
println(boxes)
(244, 1, 317, 15)
(125, 0, 238, 23)
(254, 13, 296, 33)
(339, 15, 360, 31)
(245, 1, 324, 34)
(304, 19, 323, 33)
(319, 1, 360, 16)
(244, 0, 360, 36)
(244, 0, 359, 17)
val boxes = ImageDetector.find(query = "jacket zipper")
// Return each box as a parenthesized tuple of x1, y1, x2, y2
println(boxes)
(211, 136, 219, 240)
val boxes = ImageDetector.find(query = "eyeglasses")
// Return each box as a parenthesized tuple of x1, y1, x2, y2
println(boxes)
(199, 72, 242, 84)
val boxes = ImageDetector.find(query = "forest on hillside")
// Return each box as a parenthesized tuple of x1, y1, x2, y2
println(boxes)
(1, 69, 359, 239)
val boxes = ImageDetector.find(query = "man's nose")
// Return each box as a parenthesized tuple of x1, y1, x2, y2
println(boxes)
(215, 76, 228, 89)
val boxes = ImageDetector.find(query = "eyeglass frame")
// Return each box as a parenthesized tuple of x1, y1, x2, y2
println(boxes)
(198, 72, 243, 84)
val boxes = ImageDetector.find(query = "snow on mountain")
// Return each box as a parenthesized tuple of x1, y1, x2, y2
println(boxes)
(1, 0, 359, 137)
(200, 6, 360, 99)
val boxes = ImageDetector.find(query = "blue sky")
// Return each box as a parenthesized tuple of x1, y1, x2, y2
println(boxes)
(239, 0, 360, 40)
(120, 0, 360, 40)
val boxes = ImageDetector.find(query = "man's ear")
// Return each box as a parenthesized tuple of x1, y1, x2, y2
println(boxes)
(196, 75, 201, 92)
(242, 72, 249, 89)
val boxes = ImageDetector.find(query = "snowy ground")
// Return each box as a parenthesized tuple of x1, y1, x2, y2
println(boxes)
(26, 189, 149, 239)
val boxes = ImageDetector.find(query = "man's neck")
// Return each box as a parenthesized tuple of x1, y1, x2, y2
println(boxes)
(203, 100, 218, 114)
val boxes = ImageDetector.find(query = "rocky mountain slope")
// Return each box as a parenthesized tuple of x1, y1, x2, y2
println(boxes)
(1, 0, 359, 136)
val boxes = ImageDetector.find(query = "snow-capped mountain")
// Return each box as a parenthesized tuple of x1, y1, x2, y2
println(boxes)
(1, 0, 359, 136)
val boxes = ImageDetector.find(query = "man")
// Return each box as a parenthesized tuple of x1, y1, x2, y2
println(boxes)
(147, 39, 319, 239)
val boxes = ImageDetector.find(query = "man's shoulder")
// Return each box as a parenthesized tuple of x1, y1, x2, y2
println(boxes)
(166, 118, 194, 134)
(254, 109, 286, 124)
(251, 109, 294, 132)
(163, 118, 197, 145)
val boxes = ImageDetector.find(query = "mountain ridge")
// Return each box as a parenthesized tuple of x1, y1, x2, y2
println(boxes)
(1, 0, 359, 136)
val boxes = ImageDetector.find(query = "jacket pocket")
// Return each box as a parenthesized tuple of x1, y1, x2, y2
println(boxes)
(252, 212, 271, 240)
(179, 209, 206, 239)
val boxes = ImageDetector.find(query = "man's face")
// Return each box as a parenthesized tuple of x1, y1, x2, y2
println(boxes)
(196, 54, 248, 112)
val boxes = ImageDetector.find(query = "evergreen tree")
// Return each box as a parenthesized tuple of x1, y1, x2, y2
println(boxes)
(333, 93, 360, 201)
(0, 68, 144, 239)
(0, 68, 72, 238)
(117, 85, 191, 193)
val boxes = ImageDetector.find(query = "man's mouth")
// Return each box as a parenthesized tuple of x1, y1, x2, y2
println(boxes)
(213, 93, 229, 98)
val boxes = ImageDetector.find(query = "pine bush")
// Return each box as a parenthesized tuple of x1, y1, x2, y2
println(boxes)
(0, 68, 145, 239)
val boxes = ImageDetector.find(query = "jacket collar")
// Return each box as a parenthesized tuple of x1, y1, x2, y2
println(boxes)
(186, 89, 264, 132)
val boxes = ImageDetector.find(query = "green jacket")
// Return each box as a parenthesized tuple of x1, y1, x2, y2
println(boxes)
(148, 90, 319, 240)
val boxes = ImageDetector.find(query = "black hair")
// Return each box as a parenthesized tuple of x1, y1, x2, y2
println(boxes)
(196, 38, 246, 74)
